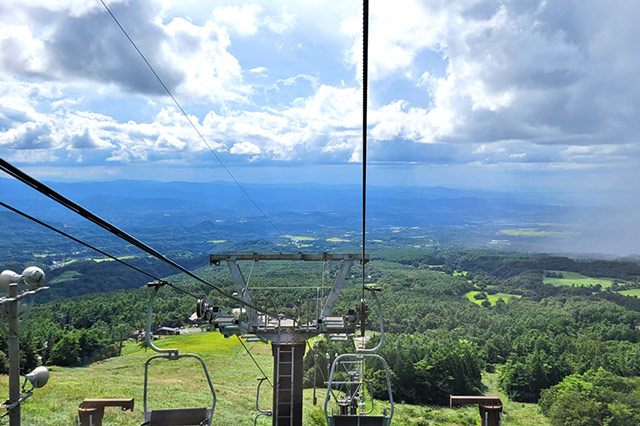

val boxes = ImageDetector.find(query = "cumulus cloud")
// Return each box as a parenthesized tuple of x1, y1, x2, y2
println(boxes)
(230, 141, 261, 155)
(211, 4, 295, 37)
(0, 1, 248, 103)
(2, 0, 640, 179)
(335, 0, 640, 171)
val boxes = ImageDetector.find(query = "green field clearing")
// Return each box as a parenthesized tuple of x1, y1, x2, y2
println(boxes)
(93, 255, 139, 263)
(326, 237, 350, 242)
(453, 270, 468, 277)
(1, 332, 546, 425)
(499, 228, 573, 238)
(466, 291, 522, 306)
(49, 270, 82, 284)
(543, 270, 616, 288)
(283, 235, 316, 241)
(619, 289, 640, 297)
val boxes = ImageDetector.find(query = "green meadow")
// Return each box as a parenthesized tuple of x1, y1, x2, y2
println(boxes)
(618, 289, 640, 297)
(499, 229, 573, 238)
(543, 271, 616, 288)
(2, 332, 546, 426)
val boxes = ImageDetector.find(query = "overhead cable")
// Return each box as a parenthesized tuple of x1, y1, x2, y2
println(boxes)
(235, 335, 273, 388)
(362, 0, 369, 302)
(98, 0, 284, 237)
(0, 158, 276, 317)
(1, 200, 276, 384)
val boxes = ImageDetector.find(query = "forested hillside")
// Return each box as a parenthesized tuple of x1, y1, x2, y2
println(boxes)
(3, 249, 640, 424)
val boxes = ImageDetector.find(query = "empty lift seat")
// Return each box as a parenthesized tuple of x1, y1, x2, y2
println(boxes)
(328, 415, 392, 426)
(145, 407, 210, 425)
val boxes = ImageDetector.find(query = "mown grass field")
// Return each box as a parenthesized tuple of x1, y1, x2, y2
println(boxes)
(465, 291, 522, 306)
(543, 270, 616, 288)
(498, 229, 573, 238)
(1, 332, 547, 425)
(618, 289, 640, 297)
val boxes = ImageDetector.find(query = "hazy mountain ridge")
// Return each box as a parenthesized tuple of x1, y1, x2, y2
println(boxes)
(0, 177, 632, 256)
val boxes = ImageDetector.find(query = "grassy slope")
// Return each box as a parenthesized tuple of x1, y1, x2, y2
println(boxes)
(2, 332, 548, 426)
(482, 372, 550, 426)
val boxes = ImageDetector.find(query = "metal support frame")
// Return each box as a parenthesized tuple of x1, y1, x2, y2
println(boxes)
(253, 378, 272, 425)
(208, 253, 367, 344)
(227, 260, 259, 327)
(321, 260, 353, 318)
(205, 253, 370, 426)
(0, 285, 49, 426)
(143, 353, 216, 425)
(271, 342, 306, 426)
(7, 284, 19, 426)
(143, 283, 216, 425)
(324, 353, 394, 426)
(323, 288, 392, 426)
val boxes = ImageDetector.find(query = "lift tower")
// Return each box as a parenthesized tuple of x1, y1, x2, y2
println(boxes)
(197, 253, 368, 426)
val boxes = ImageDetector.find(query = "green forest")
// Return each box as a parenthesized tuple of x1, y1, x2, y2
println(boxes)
(2, 249, 640, 425)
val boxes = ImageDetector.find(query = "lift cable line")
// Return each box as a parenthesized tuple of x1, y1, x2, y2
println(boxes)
(235, 335, 273, 388)
(0, 158, 277, 318)
(0, 200, 200, 301)
(0, 199, 278, 387)
(98, 0, 284, 238)
(361, 0, 369, 308)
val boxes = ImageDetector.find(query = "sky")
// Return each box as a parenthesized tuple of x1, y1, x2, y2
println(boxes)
(1, 0, 640, 202)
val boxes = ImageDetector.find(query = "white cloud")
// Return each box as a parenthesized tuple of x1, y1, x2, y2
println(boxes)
(230, 141, 261, 155)
(2, 0, 640, 180)
(211, 4, 295, 36)
(342, 0, 447, 81)
(0, 1, 248, 104)
(212, 4, 263, 36)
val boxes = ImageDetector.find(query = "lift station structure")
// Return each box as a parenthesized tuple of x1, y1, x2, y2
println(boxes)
(195, 252, 383, 426)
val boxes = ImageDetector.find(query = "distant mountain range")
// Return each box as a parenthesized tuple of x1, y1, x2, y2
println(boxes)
(0, 177, 578, 226)
(0, 177, 634, 256)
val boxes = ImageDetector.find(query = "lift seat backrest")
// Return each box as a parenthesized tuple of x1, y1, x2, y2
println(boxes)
(329, 415, 391, 426)
(147, 407, 209, 425)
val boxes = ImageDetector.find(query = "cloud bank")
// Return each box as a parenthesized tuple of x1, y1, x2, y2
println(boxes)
(0, 0, 639, 192)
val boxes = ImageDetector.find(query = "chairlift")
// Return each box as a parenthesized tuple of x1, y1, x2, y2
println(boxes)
(253, 377, 272, 425)
(142, 282, 216, 426)
(324, 289, 394, 426)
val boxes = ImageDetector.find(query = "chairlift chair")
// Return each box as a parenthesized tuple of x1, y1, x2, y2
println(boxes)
(324, 289, 394, 426)
(142, 282, 216, 426)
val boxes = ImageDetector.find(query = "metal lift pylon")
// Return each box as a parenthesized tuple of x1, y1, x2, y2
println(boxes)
(198, 253, 369, 426)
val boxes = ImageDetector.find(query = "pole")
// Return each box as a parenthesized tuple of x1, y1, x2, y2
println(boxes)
(8, 283, 20, 426)
(312, 343, 317, 405)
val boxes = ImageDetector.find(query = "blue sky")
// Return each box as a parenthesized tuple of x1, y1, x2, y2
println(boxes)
(1, 0, 639, 202)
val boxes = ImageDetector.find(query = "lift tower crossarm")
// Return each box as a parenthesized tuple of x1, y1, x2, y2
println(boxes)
(320, 260, 353, 319)
(226, 260, 258, 327)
